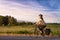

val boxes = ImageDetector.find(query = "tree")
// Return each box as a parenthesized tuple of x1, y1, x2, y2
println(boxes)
(2, 16, 9, 26)
(8, 16, 17, 26)
(0, 15, 18, 26)
(0, 16, 4, 26)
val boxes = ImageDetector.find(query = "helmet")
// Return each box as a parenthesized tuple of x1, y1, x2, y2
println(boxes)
(39, 14, 43, 16)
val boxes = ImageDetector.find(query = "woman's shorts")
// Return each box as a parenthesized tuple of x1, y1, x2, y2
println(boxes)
(38, 25, 46, 31)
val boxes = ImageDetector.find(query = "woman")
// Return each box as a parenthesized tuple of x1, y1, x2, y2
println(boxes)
(35, 14, 46, 36)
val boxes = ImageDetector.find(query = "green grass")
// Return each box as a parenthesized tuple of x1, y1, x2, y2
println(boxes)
(0, 30, 33, 34)
(0, 24, 60, 36)
(46, 24, 60, 36)
(0, 25, 34, 34)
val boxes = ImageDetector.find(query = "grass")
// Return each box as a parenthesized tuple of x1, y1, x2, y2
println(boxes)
(46, 24, 60, 36)
(0, 24, 60, 36)
(0, 30, 33, 34)
(0, 25, 34, 34)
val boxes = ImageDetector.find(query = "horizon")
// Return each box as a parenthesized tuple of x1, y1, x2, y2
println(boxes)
(0, 0, 60, 23)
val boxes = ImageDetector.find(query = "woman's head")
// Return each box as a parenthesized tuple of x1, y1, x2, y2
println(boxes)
(39, 14, 43, 19)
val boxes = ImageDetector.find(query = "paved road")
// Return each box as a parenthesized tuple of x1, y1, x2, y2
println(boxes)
(0, 36, 60, 40)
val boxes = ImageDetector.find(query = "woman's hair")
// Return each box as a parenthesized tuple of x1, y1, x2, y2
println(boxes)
(39, 14, 43, 20)
(39, 14, 43, 16)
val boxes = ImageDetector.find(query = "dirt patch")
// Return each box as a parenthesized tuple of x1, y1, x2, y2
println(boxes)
(0, 34, 38, 36)
(0, 34, 58, 37)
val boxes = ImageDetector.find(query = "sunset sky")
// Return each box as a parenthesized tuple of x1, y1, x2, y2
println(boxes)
(0, 0, 60, 23)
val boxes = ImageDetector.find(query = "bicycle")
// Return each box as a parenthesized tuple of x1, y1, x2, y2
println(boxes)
(34, 26, 51, 36)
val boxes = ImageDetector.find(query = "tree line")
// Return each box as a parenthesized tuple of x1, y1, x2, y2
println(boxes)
(0, 15, 34, 26)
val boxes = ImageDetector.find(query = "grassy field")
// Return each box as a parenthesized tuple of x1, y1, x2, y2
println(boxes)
(0, 25, 34, 34)
(46, 24, 60, 36)
(0, 24, 60, 36)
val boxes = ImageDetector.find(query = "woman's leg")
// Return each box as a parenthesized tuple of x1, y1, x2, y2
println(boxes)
(38, 26, 45, 36)
(38, 27, 42, 35)
(41, 30, 44, 36)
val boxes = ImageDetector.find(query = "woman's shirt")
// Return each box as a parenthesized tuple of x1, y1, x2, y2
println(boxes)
(36, 18, 46, 26)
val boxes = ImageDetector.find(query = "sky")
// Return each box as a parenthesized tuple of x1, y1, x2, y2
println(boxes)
(0, 0, 60, 23)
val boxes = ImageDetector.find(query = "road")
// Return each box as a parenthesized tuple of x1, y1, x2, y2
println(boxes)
(0, 36, 60, 40)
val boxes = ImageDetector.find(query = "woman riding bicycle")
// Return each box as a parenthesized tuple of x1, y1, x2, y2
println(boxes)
(35, 14, 46, 36)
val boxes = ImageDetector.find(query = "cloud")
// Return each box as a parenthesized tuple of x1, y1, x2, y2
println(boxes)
(0, 0, 60, 23)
